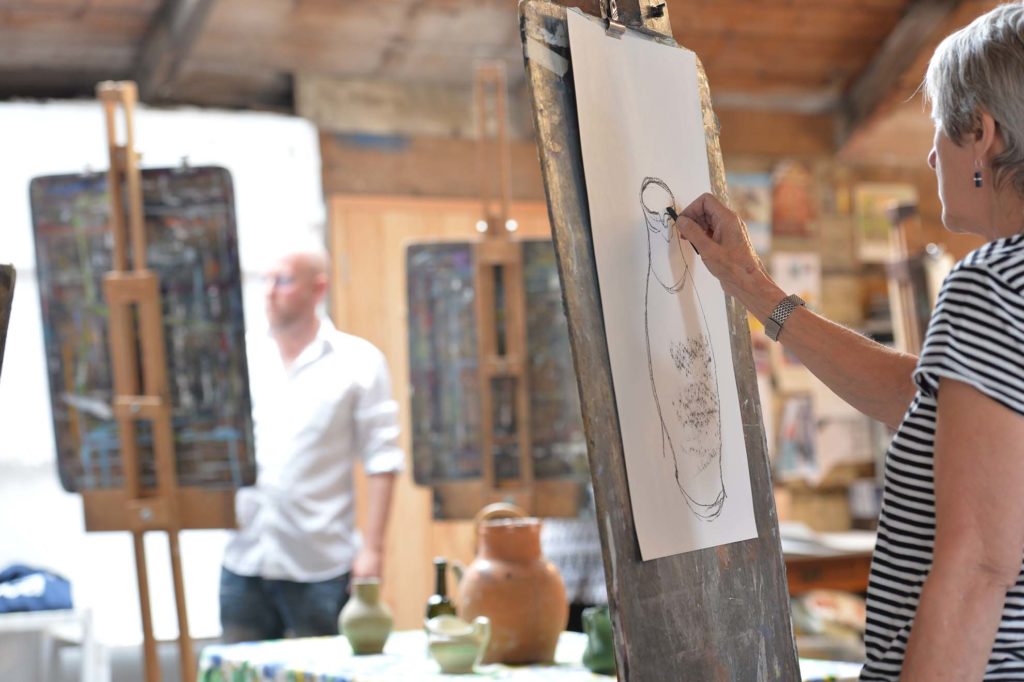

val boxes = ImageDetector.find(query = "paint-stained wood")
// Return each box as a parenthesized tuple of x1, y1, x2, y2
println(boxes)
(0, 265, 14, 381)
(519, 2, 799, 679)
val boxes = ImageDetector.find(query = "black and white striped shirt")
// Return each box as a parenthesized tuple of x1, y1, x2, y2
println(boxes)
(862, 233, 1024, 680)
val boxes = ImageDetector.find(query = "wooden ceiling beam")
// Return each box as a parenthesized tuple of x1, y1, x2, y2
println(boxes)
(294, 74, 537, 141)
(134, 0, 217, 102)
(839, 0, 962, 146)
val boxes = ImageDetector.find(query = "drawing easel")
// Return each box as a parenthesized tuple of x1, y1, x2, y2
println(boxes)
(473, 62, 537, 514)
(80, 81, 234, 682)
(519, 2, 800, 678)
(0, 264, 13, 380)
(426, 63, 580, 519)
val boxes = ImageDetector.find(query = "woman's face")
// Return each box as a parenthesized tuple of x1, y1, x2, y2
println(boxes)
(928, 121, 983, 235)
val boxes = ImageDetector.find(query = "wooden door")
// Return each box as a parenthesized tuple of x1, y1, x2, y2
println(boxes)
(328, 195, 553, 629)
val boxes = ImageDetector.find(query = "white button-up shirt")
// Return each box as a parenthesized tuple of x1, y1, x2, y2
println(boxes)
(223, 320, 404, 582)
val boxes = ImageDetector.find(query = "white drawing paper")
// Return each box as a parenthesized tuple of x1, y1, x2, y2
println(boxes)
(567, 10, 757, 560)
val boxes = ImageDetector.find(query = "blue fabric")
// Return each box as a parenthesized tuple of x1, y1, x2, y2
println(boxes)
(0, 564, 73, 613)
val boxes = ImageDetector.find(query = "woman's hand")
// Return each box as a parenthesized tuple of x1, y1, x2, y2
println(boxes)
(675, 192, 779, 320)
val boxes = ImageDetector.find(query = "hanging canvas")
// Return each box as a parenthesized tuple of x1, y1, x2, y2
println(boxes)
(405, 239, 588, 513)
(568, 10, 757, 560)
(29, 167, 256, 492)
(726, 172, 772, 256)
(854, 183, 918, 263)
(772, 161, 818, 239)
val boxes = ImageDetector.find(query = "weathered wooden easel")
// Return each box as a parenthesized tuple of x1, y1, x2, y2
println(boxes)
(0, 264, 14, 380)
(519, 1, 800, 679)
(79, 81, 234, 682)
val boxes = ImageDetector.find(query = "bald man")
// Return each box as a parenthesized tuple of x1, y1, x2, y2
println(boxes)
(219, 248, 402, 642)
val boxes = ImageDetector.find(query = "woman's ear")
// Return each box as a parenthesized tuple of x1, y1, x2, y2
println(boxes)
(975, 111, 1002, 161)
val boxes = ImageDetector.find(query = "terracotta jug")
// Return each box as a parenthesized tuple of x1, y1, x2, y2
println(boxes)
(456, 503, 568, 664)
(339, 578, 393, 655)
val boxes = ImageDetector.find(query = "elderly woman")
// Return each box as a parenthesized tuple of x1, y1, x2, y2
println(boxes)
(677, 4, 1024, 680)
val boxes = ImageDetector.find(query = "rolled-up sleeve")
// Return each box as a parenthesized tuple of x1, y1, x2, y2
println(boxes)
(355, 349, 405, 474)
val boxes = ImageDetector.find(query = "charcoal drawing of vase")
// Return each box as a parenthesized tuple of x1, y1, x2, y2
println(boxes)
(639, 177, 726, 520)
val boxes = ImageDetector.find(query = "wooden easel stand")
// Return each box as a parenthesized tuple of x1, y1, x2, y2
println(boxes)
(90, 81, 196, 682)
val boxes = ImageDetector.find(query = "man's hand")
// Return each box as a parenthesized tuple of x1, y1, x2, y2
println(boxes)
(352, 546, 384, 580)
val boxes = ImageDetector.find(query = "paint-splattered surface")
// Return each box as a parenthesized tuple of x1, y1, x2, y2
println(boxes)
(405, 240, 587, 488)
(29, 167, 255, 492)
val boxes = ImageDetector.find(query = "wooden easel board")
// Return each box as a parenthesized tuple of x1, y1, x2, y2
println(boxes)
(0, 265, 13, 379)
(519, 2, 799, 679)
(29, 166, 256, 494)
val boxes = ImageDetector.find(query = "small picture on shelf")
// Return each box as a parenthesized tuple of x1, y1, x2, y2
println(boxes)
(768, 253, 821, 391)
(771, 161, 817, 239)
(776, 394, 817, 482)
(853, 183, 918, 263)
(727, 172, 772, 256)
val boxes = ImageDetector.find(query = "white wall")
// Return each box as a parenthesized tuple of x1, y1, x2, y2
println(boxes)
(0, 101, 325, 644)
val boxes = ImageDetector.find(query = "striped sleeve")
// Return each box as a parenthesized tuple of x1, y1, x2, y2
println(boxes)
(913, 264, 1024, 416)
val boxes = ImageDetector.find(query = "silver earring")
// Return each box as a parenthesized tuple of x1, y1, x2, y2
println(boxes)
(974, 160, 983, 188)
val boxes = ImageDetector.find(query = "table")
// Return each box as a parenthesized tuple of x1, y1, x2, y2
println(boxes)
(198, 630, 863, 681)
(0, 608, 109, 682)
(782, 527, 876, 596)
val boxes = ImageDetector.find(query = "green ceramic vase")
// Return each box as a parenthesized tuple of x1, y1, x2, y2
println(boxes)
(339, 578, 393, 655)
(582, 605, 616, 675)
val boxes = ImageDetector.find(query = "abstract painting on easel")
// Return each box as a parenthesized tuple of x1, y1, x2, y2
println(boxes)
(405, 240, 588, 494)
(568, 10, 757, 559)
(29, 167, 256, 492)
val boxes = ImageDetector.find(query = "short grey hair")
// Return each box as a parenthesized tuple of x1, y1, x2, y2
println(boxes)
(924, 2, 1024, 197)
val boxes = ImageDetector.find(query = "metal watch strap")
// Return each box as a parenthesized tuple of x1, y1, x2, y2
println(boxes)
(764, 294, 805, 342)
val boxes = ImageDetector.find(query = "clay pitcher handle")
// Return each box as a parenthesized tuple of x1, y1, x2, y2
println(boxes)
(473, 502, 527, 529)
(471, 502, 528, 554)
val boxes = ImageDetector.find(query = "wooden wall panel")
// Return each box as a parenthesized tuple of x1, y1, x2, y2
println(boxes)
(329, 195, 553, 629)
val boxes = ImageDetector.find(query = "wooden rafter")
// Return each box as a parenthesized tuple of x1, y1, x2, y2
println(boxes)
(135, 0, 217, 102)
(840, 0, 963, 145)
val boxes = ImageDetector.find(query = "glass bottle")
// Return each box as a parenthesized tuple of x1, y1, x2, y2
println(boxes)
(426, 557, 457, 620)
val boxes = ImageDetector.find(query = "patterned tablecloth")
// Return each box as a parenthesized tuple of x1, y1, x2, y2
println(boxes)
(198, 630, 863, 681)
(199, 630, 607, 682)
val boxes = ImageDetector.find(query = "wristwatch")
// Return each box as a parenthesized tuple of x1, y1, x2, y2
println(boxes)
(764, 294, 805, 342)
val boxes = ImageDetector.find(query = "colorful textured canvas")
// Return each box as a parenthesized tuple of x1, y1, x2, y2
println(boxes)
(406, 239, 587, 487)
(29, 166, 256, 492)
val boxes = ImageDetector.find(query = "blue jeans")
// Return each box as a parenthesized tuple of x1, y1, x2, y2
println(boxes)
(219, 567, 350, 642)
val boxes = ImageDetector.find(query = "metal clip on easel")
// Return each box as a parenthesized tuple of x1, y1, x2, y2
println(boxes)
(602, 0, 625, 38)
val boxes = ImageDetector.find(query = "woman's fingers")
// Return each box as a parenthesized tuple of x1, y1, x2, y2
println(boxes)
(677, 216, 717, 254)
(680, 192, 731, 235)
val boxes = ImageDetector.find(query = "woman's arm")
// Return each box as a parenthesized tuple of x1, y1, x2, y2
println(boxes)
(677, 193, 917, 428)
(900, 378, 1024, 680)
